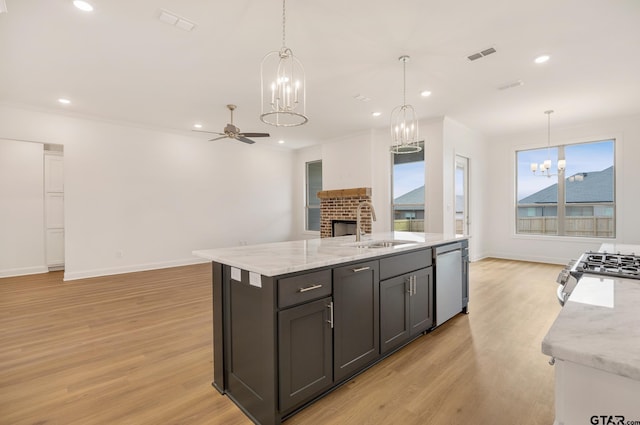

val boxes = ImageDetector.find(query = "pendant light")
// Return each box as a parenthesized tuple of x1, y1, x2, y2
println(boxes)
(390, 55, 421, 154)
(530, 110, 566, 177)
(260, 0, 308, 127)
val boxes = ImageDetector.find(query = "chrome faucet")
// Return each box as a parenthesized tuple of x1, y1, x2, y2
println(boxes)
(356, 201, 377, 241)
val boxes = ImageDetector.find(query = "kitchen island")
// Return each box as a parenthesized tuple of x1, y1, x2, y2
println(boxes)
(542, 244, 640, 424)
(193, 232, 469, 425)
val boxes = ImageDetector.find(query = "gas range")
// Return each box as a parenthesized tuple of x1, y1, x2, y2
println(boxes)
(556, 250, 640, 306)
(573, 251, 640, 280)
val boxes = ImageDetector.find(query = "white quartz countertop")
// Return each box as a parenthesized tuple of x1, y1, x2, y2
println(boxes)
(542, 274, 640, 381)
(193, 232, 467, 277)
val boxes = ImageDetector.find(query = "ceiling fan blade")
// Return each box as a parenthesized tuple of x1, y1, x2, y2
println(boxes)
(239, 132, 270, 138)
(236, 136, 256, 144)
(208, 135, 229, 141)
(193, 129, 225, 135)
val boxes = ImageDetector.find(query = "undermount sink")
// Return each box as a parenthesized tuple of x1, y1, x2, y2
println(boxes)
(346, 239, 417, 249)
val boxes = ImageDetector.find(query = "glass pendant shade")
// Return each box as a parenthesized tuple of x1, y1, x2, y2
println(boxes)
(260, 47, 307, 127)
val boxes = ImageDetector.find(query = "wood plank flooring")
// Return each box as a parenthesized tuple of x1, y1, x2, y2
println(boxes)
(0, 258, 562, 425)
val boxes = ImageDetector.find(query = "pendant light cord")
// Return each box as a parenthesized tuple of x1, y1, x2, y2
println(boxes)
(547, 111, 550, 147)
(403, 58, 407, 106)
(281, 0, 286, 49)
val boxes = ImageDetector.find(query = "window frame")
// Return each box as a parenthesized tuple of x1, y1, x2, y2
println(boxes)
(515, 138, 616, 239)
(391, 142, 425, 232)
(305, 160, 322, 232)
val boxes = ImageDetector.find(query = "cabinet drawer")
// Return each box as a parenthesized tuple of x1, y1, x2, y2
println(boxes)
(278, 269, 332, 308)
(379, 249, 432, 280)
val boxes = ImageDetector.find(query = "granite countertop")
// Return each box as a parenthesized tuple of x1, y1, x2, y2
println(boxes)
(542, 276, 640, 381)
(193, 232, 467, 277)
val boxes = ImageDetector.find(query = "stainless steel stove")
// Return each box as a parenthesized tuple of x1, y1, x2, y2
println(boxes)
(556, 250, 640, 305)
(574, 251, 640, 279)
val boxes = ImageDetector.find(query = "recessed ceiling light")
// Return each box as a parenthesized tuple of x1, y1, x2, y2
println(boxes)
(278, 140, 285, 144)
(58, 98, 71, 105)
(371, 112, 382, 117)
(420, 90, 432, 97)
(534, 55, 550, 64)
(193, 123, 203, 129)
(73, 1, 94, 12)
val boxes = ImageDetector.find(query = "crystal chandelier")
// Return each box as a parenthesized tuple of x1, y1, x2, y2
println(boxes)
(390, 55, 421, 154)
(531, 110, 566, 177)
(260, 0, 307, 127)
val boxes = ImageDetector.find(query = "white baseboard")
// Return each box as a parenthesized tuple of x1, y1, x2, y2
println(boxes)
(0, 265, 49, 278)
(484, 251, 567, 265)
(63, 257, 210, 281)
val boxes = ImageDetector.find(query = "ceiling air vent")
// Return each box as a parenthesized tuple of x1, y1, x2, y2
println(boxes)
(498, 80, 524, 91)
(467, 46, 497, 61)
(158, 9, 196, 32)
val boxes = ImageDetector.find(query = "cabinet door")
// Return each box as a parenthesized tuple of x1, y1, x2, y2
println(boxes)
(380, 274, 410, 354)
(410, 267, 434, 335)
(333, 260, 379, 382)
(279, 297, 333, 412)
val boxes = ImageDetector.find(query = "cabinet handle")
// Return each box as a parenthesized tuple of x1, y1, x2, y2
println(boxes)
(298, 284, 323, 293)
(327, 302, 334, 329)
(406, 277, 412, 294)
(351, 266, 371, 273)
(412, 276, 417, 296)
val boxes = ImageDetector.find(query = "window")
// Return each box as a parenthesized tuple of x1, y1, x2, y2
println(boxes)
(392, 142, 425, 231)
(305, 160, 322, 231)
(516, 139, 615, 237)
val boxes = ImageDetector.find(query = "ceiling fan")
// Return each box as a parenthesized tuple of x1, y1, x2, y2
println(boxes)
(193, 104, 270, 144)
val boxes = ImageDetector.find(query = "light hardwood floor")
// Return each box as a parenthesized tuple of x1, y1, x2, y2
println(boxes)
(0, 258, 562, 425)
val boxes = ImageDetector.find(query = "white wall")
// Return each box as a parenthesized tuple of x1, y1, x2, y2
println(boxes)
(443, 117, 488, 261)
(0, 139, 47, 277)
(322, 130, 374, 191)
(292, 117, 489, 261)
(423, 118, 445, 233)
(0, 104, 294, 280)
(486, 113, 640, 264)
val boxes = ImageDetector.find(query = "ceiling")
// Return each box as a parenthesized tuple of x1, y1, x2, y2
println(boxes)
(1, 0, 639, 149)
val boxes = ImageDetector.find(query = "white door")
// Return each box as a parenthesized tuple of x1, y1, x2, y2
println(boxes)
(455, 155, 470, 236)
(44, 152, 64, 268)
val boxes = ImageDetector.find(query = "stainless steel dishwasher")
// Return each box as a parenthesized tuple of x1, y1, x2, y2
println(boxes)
(434, 242, 463, 326)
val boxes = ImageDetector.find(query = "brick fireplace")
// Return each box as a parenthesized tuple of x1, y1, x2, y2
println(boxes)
(318, 187, 373, 238)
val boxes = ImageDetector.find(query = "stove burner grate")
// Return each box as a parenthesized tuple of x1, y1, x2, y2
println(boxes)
(577, 251, 640, 279)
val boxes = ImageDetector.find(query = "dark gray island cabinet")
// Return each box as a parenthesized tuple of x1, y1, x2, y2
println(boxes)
(206, 238, 468, 425)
